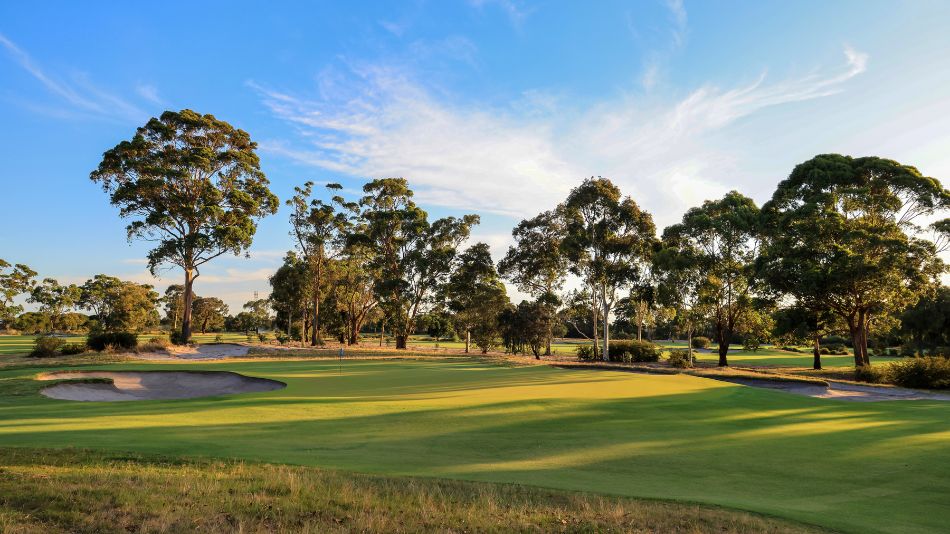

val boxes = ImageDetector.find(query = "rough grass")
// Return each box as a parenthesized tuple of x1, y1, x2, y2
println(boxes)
(0, 448, 823, 534)
(2, 358, 948, 533)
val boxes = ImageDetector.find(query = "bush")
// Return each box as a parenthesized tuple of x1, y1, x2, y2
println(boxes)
(824, 343, 848, 355)
(170, 331, 187, 345)
(30, 336, 66, 358)
(854, 365, 884, 384)
(214, 334, 224, 343)
(59, 343, 86, 355)
(742, 336, 760, 352)
(86, 332, 138, 352)
(667, 349, 693, 368)
(823, 335, 851, 347)
(274, 332, 289, 344)
(139, 336, 170, 352)
(608, 340, 659, 363)
(882, 357, 950, 389)
(691, 336, 710, 349)
(576, 344, 595, 360)
(780, 346, 804, 353)
(257, 333, 268, 343)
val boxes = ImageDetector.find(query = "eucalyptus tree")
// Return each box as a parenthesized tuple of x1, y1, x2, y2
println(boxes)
(325, 244, 379, 345)
(354, 178, 478, 349)
(287, 181, 350, 345)
(269, 252, 312, 339)
(445, 243, 510, 353)
(760, 154, 949, 367)
(242, 298, 273, 334)
(191, 296, 228, 334)
(80, 276, 160, 333)
(653, 235, 706, 366)
(0, 259, 36, 329)
(90, 109, 279, 344)
(773, 306, 842, 370)
(498, 209, 568, 355)
(560, 177, 656, 360)
(79, 275, 123, 320)
(28, 278, 81, 334)
(163, 285, 186, 331)
(662, 191, 761, 366)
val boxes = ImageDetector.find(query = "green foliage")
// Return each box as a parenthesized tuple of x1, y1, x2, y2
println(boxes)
(575, 344, 596, 360)
(691, 336, 710, 349)
(445, 243, 509, 353)
(80, 275, 159, 333)
(28, 278, 81, 333)
(854, 365, 885, 383)
(667, 349, 694, 368)
(59, 343, 86, 355)
(760, 154, 950, 366)
(0, 259, 37, 328)
(30, 336, 66, 357)
(882, 356, 950, 389)
(86, 332, 138, 352)
(191, 297, 228, 334)
(607, 340, 659, 362)
(90, 109, 279, 343)
(500, 300, 556, 357)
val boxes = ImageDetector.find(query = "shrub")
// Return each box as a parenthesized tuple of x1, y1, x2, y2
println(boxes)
(854, 365, 884, 384)
(667, 349, 693, 368)
(59, 343, 86, 355)
(258, 333, 268, 343)
(30, 336, 66, 358)
(780, 346, 804, 353)
(824, 343, 848, 355)
(86, 332, 138, 352)
(691, 336, 710, 349)
(274, 332, 289, 344)
(170, 331, 186, 345)
(576, 344, 595, 360)
(608, 340, 659, 363)
(214, 334, 224, 343)
(823, 335, 851, 347)
(139, 336, 170, 352)
(882, 357, 950, 389)
(742, 336, 760, 352)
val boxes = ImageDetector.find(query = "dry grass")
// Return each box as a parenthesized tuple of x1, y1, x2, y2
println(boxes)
(0, 448, 826, 534)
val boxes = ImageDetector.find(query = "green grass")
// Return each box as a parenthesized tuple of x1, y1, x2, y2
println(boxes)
(1, 357, 947, 533)
(0, 448, 821, 533)
(0, 332, 251, 356)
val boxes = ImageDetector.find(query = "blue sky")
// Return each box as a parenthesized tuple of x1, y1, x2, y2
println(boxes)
(2, 0, 949, 309)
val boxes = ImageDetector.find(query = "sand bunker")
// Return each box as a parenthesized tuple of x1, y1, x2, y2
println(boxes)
(38, 370, 285, 402)
(713, 376, 950, 402)
(162, 343, 251, 360)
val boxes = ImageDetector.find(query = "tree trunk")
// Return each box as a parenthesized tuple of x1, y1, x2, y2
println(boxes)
(465, 330, 470, 353)
(311, 259, 321, 346)
(396, 334, 407, 349)
(379, 322, 384, 347)
(637, 320, 642, 342)
(180, 268, 195, 344)
(848, 315, 865, 367)
(859, 310, 871, 366)
(686, 324, 694, 367)
(601, 291, 610, 361)
(718, 339, 729, 367)
(812, 334, 822, 370)
(592, 307, 600, 360)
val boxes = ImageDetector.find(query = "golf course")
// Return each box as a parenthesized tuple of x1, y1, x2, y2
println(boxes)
(2, 355, 948, 533)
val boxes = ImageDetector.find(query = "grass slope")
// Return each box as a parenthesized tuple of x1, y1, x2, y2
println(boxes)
(0, 448, 822, 533)
(1, 358, 947, 533)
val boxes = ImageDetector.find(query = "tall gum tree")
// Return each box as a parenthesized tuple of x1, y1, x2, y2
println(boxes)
(91, 110, 279, 343)
(0, 260, 36, 329)
(498, 209, 568, 355)
(661, 191, 761, 366)
(760, 154, 950, 367)
(354, 178, 477, 349)
(561, 178, 656, 360)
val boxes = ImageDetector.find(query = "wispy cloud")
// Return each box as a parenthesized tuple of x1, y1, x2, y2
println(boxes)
(469, 0, 532, 28)
(135, 83, 165, 106)
(254, 47, 868, 227)
(0, 32, 148, 122)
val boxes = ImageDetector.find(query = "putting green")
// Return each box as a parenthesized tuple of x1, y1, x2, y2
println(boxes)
(1, 358, 947, 533)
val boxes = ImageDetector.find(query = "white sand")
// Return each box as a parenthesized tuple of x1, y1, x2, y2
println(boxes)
(37, 370, 285, 402)
(712, 376, 950, 402)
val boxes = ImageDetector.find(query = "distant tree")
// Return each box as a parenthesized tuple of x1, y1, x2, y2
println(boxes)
(660, 191, 760, 366)
(421, 311, 454, 342)
(326, 243, 379, 345)
(445, 243, 509, 353)
(760, 154, 949, 367)
(899, 286, 950, 350)
(773, 306, 843, 370)
(0, 259, 36, 329)
(287, 181, 349, 345)
(561, 177, 656, 360)
(80, 275, 159, 333)
(354, 178, 478, 349)
(28, 278, 81, 334)
(499, 300, 556, 358)
(162, 285, 186, 331)
(61, 312, 91, 333)
(654, 235, 707, 367)
(269, 253, 311, 339)
(14, 312, 50, 334)
(242, 299, 272, 334)
(230, 311, 257, 335)
(90, 109, 279, 344)
(191, 297, 228, 334)
(498, 210, 568, 354)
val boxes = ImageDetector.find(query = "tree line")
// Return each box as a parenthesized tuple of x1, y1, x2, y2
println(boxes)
(6, 109, 947, 371)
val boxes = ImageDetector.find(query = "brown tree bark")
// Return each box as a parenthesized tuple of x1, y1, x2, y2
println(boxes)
(396, 335, 407, 349)
(180, 268, 195, 344)
(812, 334, 822, 370)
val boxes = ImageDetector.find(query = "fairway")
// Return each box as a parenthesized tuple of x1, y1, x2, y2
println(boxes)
(1, 358, 947, 533)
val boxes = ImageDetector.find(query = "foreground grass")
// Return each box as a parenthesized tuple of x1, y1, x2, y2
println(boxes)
(0, 333, 251, 355)
(1, 358, 947, 532)
(0, 448, 822, 534)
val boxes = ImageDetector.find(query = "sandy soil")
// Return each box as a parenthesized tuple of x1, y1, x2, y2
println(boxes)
(37, 370, 285, 402)
(710, 376, 950, 402)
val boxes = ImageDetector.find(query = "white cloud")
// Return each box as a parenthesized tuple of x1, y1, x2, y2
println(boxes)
(254, 47, 868, 230)
(0, 32, 150, 122)
(135, 83, 165, 106)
